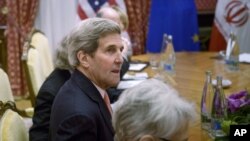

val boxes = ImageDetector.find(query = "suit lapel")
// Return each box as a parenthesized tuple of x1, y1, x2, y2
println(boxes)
(72, 69, 114, 134)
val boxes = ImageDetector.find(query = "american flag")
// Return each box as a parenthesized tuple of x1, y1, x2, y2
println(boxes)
(77, 0, 127, 20)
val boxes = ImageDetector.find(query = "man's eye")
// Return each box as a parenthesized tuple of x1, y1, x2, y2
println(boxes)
(120, 47, 124, 52)
(107, 48, 116, 53)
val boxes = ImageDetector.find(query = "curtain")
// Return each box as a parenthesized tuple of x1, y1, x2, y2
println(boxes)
(6, 0, 39, 96)
(0, 0, 7, 71)
(34, 0, 78, 57)
(125, 0, 151, 55)
(0, 0, 7, 25)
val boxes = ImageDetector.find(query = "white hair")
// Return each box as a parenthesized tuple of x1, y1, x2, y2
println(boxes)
(112, 79, 196, 141)
(65, 17, 121, 67)
(54, 36, 72, 70)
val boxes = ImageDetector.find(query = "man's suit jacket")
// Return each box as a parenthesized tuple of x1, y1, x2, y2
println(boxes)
(30, 68, 71, 141)
(50, 69, 114, 141)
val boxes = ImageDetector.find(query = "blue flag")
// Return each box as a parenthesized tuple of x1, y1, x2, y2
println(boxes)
(146, 0, 200, 53)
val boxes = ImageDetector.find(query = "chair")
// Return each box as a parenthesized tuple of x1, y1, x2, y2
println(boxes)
(0, 108, 28, 141)
(22, 29, 54, 106)
(30, 29, 54, 77)
(0, 68, 33, 117)
(0, 68, 14, 102)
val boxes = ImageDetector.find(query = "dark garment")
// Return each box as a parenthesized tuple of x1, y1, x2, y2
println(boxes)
(107, 88, 124, 104)
(29, 68, 71, 141)
(120, 57, 130, 79)
(30, 58, 128, 141)
(50, 69, 114, 141)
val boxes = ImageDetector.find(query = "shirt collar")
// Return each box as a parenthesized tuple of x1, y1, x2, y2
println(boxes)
(91, 82, 106, 99)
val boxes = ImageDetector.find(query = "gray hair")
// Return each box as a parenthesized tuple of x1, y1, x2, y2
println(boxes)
(54, 36, 72, 70)
(112, 79, 196, 141)
(66, 18, 121, 67)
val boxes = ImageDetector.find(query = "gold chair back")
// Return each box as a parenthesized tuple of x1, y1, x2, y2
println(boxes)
(0, 108, 28, 141)
(30, 30, 54, 77)
(0, 68, 14, 102)
(22, 29, 54, 106)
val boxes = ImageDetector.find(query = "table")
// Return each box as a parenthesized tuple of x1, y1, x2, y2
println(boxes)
(131, 52, 250, 141)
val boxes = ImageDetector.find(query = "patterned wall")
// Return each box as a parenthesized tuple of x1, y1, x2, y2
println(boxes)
(125, 0, 151, 55)
(6, 0, 39, 96)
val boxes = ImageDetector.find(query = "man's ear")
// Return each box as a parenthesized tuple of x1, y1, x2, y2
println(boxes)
(139, 135, 156, 141)
(77, 50, 89, 68)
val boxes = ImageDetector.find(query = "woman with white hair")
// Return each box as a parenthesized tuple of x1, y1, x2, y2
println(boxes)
(112, 79, 196, 141)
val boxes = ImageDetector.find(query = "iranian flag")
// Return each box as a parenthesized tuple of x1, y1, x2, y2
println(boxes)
(209, 0, 250, 53)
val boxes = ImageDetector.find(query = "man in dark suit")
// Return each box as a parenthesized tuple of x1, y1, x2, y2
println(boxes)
(50, 18, 124, 141)
(29, 37, 72, 141)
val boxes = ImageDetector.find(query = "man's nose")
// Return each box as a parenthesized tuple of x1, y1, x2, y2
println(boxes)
(115, 53, 124, 64)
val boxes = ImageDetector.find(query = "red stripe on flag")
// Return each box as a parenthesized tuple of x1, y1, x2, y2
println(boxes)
(77, 4, 88, 20)
(209, 23, 226, 51)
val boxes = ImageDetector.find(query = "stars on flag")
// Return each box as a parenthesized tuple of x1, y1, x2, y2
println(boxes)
(192, 34, 199, 43)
